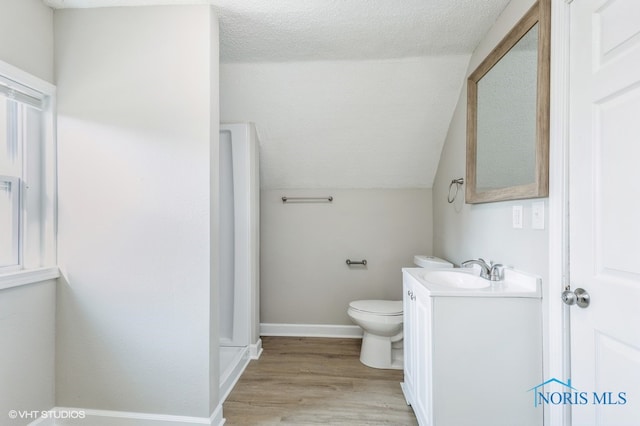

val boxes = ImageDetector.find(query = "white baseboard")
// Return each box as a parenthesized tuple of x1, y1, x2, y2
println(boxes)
(28, 406, 224, 426)
(210, 404, 225, 426)
(249, 338, 263, 359)
(260, 323, 363, 338)
(219, 346, 250, 404)
(28, 415, 55, 426)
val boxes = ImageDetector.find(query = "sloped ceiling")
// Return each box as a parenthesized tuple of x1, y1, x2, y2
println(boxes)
(45, 0, 511, 189)
(221, 57, 469, 189)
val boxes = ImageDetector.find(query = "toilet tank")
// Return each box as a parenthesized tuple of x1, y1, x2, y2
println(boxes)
(414, 255, 452, 269)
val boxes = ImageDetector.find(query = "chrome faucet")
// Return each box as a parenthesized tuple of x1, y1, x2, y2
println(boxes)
(461, 258, 504, 281)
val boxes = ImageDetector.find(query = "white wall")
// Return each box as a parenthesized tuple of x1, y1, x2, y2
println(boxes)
(0, 2, 55, 425)
(0, 0, 53, 83)
(0, 281, 56, 426)
(261, 189, 432, 325)
(54, 5, 220, 420)
(433, 0, 547, 278)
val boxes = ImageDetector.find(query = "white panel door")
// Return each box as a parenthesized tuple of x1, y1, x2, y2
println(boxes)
(569, 0, 640, 424)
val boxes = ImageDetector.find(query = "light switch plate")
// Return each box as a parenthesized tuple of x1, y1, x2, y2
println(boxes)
(532, 201, 545, 229)
(513, 205, 523, 229)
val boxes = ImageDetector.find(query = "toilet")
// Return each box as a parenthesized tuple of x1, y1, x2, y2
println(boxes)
(347, 255, 452, 369)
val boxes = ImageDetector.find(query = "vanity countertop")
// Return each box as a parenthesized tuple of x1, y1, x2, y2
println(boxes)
(402, 267, 541, 298)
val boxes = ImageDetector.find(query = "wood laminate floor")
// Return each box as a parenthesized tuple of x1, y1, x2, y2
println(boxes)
(223, 337, 418, 425)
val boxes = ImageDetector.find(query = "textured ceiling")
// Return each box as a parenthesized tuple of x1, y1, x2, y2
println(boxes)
(215, 0, 511, 62)
(45, 0, 511, 63)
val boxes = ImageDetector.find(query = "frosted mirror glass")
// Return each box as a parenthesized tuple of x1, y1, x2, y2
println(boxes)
(476, 24, 538, 191)
(466, 0, 550, 204)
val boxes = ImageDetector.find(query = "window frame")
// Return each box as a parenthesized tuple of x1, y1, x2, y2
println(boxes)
(0, 60, 59, 288)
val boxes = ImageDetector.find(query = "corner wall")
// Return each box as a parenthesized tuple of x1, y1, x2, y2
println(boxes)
(433, 0, 548, 279)
(207, 8, 221, 418)
(54, 5, 220, 421)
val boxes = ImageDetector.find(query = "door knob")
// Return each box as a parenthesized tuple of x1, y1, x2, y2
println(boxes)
(562, 288, 590, 308)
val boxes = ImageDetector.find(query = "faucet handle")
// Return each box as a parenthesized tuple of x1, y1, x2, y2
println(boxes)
(489, 263, 504, 281)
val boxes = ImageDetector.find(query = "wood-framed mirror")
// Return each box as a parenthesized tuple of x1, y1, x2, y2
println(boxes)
(466, 0, 550, 204)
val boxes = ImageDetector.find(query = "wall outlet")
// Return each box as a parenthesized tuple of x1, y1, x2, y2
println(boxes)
(512, 205, 523, 229)
(532, 201, 545, 230)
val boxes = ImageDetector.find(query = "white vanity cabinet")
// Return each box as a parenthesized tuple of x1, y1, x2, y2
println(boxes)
(401, 268, 543, 426)
(401, 275, 433, 424)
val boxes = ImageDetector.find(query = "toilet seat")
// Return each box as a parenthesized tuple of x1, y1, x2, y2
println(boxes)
(348, 300, 402, 316)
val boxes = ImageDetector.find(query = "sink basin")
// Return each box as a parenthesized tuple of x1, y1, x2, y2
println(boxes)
(422, 270, 491, 289)
(404, 266, 541, 298)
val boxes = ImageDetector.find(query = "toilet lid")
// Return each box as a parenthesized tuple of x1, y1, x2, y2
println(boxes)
(349, 300, 403, 316)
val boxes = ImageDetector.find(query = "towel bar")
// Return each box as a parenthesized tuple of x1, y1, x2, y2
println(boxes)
(282, 196, 333, 203)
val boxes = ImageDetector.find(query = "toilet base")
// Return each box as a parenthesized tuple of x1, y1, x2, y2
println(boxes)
(359, 332, 403, 370)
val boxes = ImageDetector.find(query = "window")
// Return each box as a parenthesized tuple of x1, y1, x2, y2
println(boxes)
(0, 176, 20, 268)
(0, 63, 56, 275)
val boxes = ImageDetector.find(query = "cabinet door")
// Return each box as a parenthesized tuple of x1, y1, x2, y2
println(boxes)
(413, 281, 433, 425)
(402, 276, 416, 403)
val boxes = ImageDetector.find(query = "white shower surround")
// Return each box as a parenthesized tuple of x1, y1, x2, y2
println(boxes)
(218, 123, 262, 403)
